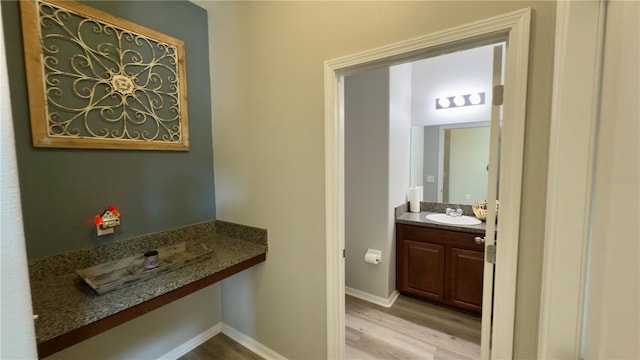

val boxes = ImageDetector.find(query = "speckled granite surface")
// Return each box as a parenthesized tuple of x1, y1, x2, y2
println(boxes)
(396, 202, 486, 235)
(28, 220, 267, 344)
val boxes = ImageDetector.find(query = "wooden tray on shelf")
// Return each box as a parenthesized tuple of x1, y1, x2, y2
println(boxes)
(76, 241, 213, 295)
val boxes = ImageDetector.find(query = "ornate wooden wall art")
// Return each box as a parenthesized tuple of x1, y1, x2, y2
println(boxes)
(20, 0, 189, 150)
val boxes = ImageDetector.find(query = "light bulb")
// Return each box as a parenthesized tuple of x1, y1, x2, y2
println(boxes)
(437, 97, 450, 108)
(453, 95, 465, 107)
(469, 93, 482, 105)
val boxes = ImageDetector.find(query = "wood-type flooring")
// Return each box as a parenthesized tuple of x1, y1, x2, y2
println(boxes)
(180, 294, 481, 359)
(346, 294, 481, 359)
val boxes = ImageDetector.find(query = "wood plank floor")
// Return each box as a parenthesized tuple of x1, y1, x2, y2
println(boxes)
(346, 295, 481, 359)
(180, 295, 480, 360)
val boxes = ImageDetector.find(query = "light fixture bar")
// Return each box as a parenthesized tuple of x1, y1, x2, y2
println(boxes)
(435, 92, 486, 109)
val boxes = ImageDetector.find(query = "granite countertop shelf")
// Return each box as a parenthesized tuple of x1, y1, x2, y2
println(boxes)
(28, 220, 268, 359)
(395, 202, 488, 235)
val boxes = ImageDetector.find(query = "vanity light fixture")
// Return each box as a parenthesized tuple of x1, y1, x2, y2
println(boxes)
(436, 92, 486, 109)
(437, 97, 451, 108)
(453, 95, 466, 107)
(469, 93, 483, 105)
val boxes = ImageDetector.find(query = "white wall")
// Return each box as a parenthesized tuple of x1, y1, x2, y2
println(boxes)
(344, 67, 391, 299)
(197, 2, 556, 358)
(411, 44, 495, 127)
(422, 125, 441, 201)
(0, 2, 39, 356)
(410, 126, 424, 188)
(583, 1, 639, 358)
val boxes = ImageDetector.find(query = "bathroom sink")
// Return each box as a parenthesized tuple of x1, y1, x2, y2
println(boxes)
(426, 213, 482, 226)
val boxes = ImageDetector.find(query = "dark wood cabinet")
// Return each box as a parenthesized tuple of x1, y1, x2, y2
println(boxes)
(396, 223, 485, 314)
(403, 240, 445, 302)
(449, 248, 485, 313)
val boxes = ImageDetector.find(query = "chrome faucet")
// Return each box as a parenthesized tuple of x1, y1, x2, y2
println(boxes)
(445, 208, 463, 217)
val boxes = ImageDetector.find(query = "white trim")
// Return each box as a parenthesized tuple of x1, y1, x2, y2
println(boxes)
(486, 9, 530, 356)
(325, 8, 531, 360)
(345, 288, 400, 308)
(222, 324, 288, 360)
(440, 121, 492, 131)
(158, 322, 288, 360)
(537, 1, 606, 358)
(158, 322, 223, 360)
(325, 65, 346, 359)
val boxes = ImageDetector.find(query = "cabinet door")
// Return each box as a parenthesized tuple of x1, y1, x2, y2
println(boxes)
(402, 240, 445, 302)
(449, 248, 484, 314)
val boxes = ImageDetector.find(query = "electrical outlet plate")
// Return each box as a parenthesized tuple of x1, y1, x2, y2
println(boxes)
(96, 226, 114, 236)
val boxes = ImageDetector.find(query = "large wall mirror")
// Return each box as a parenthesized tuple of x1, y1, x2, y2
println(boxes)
(407, 42, 504, 205)
(411, 122, 490, 205)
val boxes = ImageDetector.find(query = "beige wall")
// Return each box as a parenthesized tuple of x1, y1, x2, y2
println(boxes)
(583, 1, 639, 358)
(200, 1, 555, 358)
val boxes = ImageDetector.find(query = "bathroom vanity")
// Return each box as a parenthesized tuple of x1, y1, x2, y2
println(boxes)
(395, 204, 486, 315)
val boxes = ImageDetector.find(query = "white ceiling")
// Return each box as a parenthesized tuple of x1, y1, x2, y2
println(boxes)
(407, 43, 504, 127)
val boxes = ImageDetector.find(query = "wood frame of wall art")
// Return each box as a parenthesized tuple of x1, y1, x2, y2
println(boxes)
(19, 0, 190, 151)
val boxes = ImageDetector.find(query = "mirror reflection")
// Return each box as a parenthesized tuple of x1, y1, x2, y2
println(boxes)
(406, 43, 502, 206)
(410, 122, 490, 205)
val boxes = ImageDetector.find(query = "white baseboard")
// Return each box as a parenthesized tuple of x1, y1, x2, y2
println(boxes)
(222, 324, 288, 360)
(345, 287, 400, 308)
(159, 322, 223, 359)
(159, 322, 287, 360)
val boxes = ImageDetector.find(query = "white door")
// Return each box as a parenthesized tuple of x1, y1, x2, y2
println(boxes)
(480, 45, 504, 359)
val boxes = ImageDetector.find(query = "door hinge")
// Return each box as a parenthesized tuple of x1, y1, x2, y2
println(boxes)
(487, 244, 496, 264)
(343, 249, 346, 258)
(493, 85, 504, 106)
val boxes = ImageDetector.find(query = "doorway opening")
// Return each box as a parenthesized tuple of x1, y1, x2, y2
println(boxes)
(325, 9, 531, 360)
(344, 41, 502, 359)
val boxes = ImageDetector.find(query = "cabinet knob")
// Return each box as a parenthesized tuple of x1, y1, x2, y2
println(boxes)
(474, 236, 486, 245)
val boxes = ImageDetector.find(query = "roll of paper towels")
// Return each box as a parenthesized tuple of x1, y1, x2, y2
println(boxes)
(365, 249, 382, 264)
(408, 187, 421, 213)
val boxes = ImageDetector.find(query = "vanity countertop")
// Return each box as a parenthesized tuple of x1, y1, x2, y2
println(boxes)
(396, 210, 487, 235)
(28, 220, 267, 358)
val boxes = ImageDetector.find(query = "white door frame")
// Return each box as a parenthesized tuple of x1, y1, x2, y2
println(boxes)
(537, 1, 607, 358)
(324, 9, 531, 359)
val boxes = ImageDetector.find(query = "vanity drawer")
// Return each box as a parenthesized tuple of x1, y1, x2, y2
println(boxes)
(398, 224, 484, 251)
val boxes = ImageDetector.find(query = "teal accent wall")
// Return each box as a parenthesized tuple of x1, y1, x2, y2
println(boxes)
(1, 0, 215, 259)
